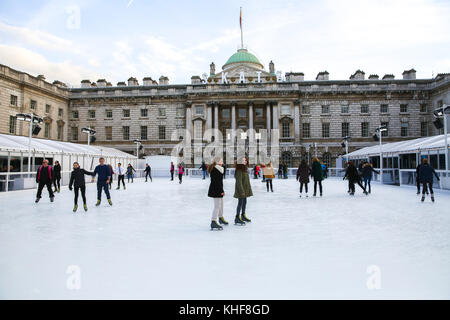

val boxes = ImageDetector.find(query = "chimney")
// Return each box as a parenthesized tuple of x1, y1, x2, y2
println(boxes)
(285, 72, 304, 82)
(143, 77, 154, 86)
(382, 74, 395, 80)
(97, 79, 107, 87)
(81, 79, 91, 88)
(210, 62, 216, 76)
(128, 77, 138, 86)
(316, 71, 329, 81)
(402, 69, 416, 80)
(117, 81, 126, 87)
(191, 75, 201, 84)
(350, 70, 365, 80)
(159, 75, 169, 85)
(368, 74, 379, 80)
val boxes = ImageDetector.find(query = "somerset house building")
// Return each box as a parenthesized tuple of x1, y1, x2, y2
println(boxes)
(1, 45, 449, 167)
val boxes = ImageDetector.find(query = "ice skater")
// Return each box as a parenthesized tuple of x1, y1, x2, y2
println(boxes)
(208, 157, 226, 230)
(52, 160, 61, 193)
(344, 161, 368, 196)
(144, 163, 152, 182)
(234, 157, 253, 225)
(200, 161, 207, 180)
(92, 157, 112, 206)
(178, 163, 184, 184)
(126, 163, 135, 183)
(311, 157, 324, 196)
(263, 161, 275, 192)
(419, 158, 440, 202)
(170, 162, 175, 181)
(115, 163, 126, 189)
(69, 162, 93, 212)
(35, 159, 55, 203)
(108, 164, 114, 189)
(296, 159, 311, 197)
(361, 161, 379, 194)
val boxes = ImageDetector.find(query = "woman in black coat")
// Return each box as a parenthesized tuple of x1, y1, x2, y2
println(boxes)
(344, 161, 368, 195)
(53, 161, 62, 193)
(69, 162, 94, 212)
(208, 157, 226, 230)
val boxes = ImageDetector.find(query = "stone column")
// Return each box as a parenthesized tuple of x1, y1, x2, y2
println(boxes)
(272, 102, 278, 130)
(214, 103, 219, 132)
(206, 103, 212, 130)
(185, 103, 192, 139)
(294, 100, 300, 143)
(248, 102, 254, 143)
(231, 102, 236, 142)
(266, 102, 271, 139)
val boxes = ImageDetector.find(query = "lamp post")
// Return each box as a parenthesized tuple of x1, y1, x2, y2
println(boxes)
(81, 127, 96, 146)
(16, 113, 43, 173)
(374, 125, 388, 184)
(342, 136, 350, 165)
(434, 104, 449, 173)
(133, 139, 142, 159)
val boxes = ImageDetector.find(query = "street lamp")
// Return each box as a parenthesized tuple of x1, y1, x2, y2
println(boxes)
(433, 104, 449, 173)
(342, 136, 351, 164)
(81, 127, 96, 146)
(16, 113, 43, 173)
(374, 125, 388, 184)
(133, 139, 142, 158)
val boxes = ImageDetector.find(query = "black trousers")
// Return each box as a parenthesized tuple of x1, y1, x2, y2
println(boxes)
(314, 180, 322, 195)
(53, 178, 61, 190)
(74, 185, 86, 205)
(300, 182, 308, 193)
(422, 182, 434, 195)
(37, 181, 54, 199)
(236, 198, 247, 216)
(97, 181, 111, 200)
(117, 175, 125, 188)
(170, 172, 174, 180)
(145, 172, 152, 182)
(178, 174, 183, 183)
(349, 180, 366, 193)
(416, 179, 421, 193)
(266, 179, 273, 191)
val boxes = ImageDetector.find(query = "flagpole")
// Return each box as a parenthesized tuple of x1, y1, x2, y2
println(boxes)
(240, 7, 244, 49)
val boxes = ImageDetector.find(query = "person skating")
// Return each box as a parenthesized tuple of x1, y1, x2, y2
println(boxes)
(178, 164, 184, 184)
(344, 161, 368, 195)
(263, 161, 275, 192)
(144, 163, 152, 182)
(170, 162, 175, 181)
(108, 164, 114, 189)
(234, 157, 253, 225)
(419, 158, 440, 202)
(69, 162, 93, 212)
(91, 157, 112, 206)
(200, 161, 207, 180)
(415, 163, 422, 195)
(208, 156, 226, 230)
(115, 163, 126, 189)
(35, 159, 55, 203)
(361, 161, 379, 194)
(52, 160, 61, 193)
(283, 163, 288, 179)
(278, 163, 283, 179)
(311, 157, 324, 196)
(126, 164, 135, 183)
(223, 163, 227, 179)
(296, 159, 311, 197)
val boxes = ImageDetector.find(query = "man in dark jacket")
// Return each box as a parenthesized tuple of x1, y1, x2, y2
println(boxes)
(344, 161, 368, 195)
(311, 158, 324, 196)
(92, 157, 112, 206)
(52, 160, 62, 193)
(199, 161, 207, 180)
(415, 163, 422, 195)
(144, 163, 152, 182)
(361, 162, 379, 194)
(419, 158, 440, 202)
(35, 159, 54, 203)
(69, 162, 94, 212)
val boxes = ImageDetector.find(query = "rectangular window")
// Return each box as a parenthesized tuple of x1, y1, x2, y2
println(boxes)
(140, 108, 148, 117)
(321, 105, 330, 114)
(380, 104, 388, 113)
(88, 110, 96, 119)
(282, 122, 290, 138)
(57, 125, 63, 140)
(222, 109, 230, 118)
(123, 126, 130, 140)
(401, 122, 409, 137)
(361, 122, 369, 137)
(158, 108, 166, 117)
(421, 121, 428, 137)
(44, 123, 50, 138)
(72, 110, 79, 119)
(238, 108, 247, 118)
(400, 104, 408, 113)
(341, 122, 349, 137)
(123, 109, 130, 118)
(341, 105, 349, 114)
(105, 110, 113, 118)
(280, 105, 291, 115)
(381, 122, 389, 137)
(71, 127, 78, 140)
(302, 105, 310, 114)
(9, 115, 16, 134)
(159, 125, 166, 140)
(30, 99, 37, 110)
(176, 107, 185, 117)
(10, 95, 18, 106)
(361, 104, 369, 114)
(420, 104, 427, 113)
(195, 106, 204, 115)
(322, 123, 330, 138)
(255, 108, 263, 117)
(45, 104, 51, 113)
(105, 126, 112, 140)
(302, 123, 310, 138)
(58, 108, 63, 117)
(140, 126, 148, 140)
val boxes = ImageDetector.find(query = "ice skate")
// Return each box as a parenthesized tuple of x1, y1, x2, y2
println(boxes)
(57, 188, 60, 193)
(234, 216, 246, 225)
(431, 195, 435, 202)
(421, 195, 425, 202)
(218, 217, 229, 225)
(83, 204, 88, 211)
(96, 200, 101, 206)
(108, 199, 113, 206)
(313, 193, 316, 197)
(35, 198, 40, 203)
(116, 187, 120, 190)
(211, 220, 223, 231)
(241, 213, 251, 223)
(50, 196, 55, 202)
(124, 185, 126, 190)
(320, 193, 323, 197)
(299, 194, 302, 198)
(73, 205, 78, 212)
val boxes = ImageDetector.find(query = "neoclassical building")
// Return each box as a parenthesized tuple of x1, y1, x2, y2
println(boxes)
(1, 46, 450, 167)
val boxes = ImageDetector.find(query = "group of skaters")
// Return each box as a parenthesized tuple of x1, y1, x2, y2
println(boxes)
(34, 158, 143, 212)
(170, 161, 185, 184)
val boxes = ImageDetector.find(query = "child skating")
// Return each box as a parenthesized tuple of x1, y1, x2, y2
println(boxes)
(207, 157, 226, 230)
(69, 162, 94, 212)
(234, 157, 253, 225)
(296, 159, 311, 197)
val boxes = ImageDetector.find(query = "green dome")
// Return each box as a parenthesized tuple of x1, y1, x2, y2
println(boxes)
(223, 48, 263, 69)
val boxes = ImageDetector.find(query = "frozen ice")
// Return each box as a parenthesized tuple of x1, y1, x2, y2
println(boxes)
(0, 176, 449, 299)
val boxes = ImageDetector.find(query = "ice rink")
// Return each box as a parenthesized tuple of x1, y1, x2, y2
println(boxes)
(0, 176, 449, 299)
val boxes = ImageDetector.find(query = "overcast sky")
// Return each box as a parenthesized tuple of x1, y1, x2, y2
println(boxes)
(0, 0, 449, 86)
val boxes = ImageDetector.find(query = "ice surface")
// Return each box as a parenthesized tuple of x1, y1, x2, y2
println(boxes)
(0, 177, 449, 299)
